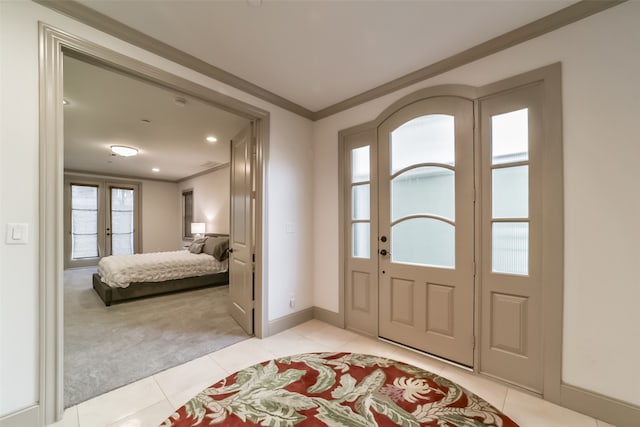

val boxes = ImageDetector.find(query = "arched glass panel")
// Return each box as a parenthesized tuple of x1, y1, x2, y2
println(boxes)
(392, 218, 454, 268)
(391, 114, 455, 173)
(392, 167, 454, 222)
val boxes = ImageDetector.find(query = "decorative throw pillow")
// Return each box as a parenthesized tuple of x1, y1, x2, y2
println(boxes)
(203, 236, 229, 261)
(189, 241, 205, 254)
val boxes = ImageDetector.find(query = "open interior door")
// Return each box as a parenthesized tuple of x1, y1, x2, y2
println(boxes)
(229, 123, 255, 335)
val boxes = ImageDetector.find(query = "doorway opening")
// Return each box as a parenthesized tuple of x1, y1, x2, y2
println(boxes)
(39, 24, 268, 423)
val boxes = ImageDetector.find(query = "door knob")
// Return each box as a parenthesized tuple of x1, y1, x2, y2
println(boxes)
(228, 248, 234, 253)
(380, 249, 388, 256)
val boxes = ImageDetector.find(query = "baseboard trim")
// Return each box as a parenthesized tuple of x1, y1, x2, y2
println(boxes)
(312, 307, 343, 328)
(0, 405, 40, 427)
(561, 383, 639, 427)
(267, 308, 314, 336)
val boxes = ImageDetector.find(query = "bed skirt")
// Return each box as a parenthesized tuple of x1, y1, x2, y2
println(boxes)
(92, 271, 229, 306)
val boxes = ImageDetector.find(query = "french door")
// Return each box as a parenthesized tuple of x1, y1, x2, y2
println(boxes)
(64, 177, 139, 268)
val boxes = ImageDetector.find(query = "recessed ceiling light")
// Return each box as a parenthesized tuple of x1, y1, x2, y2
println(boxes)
(206, 136, 217, 143)
(111, 145, 138, 157)
(152, 167, 160, 172)
(174, 97, 187, 107)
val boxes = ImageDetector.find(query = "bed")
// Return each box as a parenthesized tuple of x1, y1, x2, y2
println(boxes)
(92, 234, 230, 306)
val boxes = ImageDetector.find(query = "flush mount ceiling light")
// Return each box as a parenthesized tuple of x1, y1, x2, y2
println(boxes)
(152, 167, 160, 172)
(111, 145, 138, 157)
(206, 136, 218, 143)
(62, 99, 69, 105)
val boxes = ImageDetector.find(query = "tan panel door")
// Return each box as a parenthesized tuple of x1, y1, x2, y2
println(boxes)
(229, 123, 254, 335)
(378, 97, 475, 366)
(479, 85, 543, 392)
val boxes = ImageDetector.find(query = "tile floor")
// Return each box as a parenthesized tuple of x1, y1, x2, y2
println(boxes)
(48, 320, 616, 427)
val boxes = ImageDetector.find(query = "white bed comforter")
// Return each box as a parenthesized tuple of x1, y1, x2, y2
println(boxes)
(98, 250, 228, 289)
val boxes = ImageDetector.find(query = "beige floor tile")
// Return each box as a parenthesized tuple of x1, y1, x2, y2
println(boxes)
(208, 338, 275, 374)
(295, 323, 363, 350)
(288, 319, 332, 336)
(256, 329, 332, 357)
(77, 377, 165, 427)
(504, 388, 598, 427)
(105, 400, 174, 427)
(153, 355, 227, 399)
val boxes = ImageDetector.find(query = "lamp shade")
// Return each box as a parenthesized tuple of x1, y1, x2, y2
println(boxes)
(190, 222, 206, 235)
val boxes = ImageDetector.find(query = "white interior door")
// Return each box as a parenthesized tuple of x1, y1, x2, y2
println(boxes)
(377, 97, 475, 366)
(229, 123, 254, 335)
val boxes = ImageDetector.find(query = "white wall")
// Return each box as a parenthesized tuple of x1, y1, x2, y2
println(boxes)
(0, 0, 314, 417)
(178, 167, 230, 237)
(140, 180, 180, 252)
(312, 1, 640, 407)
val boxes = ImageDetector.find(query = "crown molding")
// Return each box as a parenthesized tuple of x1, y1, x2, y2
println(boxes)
(34, 0, 625, 122)
(32, 0, 314, 120)
(312, 0, 626, 120)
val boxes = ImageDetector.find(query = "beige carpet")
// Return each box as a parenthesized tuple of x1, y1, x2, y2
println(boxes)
(64, 268, 248, 407)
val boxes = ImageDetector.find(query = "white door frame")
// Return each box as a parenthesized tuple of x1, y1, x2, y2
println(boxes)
(38, 24, 270, 424)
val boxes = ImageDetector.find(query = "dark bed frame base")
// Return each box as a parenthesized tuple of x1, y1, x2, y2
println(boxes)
(92, 272, 229, 306)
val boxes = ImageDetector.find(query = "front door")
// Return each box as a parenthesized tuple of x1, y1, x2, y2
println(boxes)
(229, 123, 255, 335)
(377, 97, 475, 366)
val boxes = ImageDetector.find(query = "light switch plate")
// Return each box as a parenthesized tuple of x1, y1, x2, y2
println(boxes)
(6, 223, 28, 244)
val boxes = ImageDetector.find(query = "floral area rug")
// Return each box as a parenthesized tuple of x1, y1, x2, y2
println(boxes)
(161, 352, 519, 426)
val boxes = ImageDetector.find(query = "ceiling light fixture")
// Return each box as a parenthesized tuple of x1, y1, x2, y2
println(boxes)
(62, 99, 69, 105)
(152, 167, 160, 172)
(111, 145, 138, 157)
(206, 136, 218, 143)
(174, 97, 187, 107)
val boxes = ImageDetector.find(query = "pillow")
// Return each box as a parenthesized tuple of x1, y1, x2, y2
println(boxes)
(203, 236, 229, 261)
(189, 241, 205, 254)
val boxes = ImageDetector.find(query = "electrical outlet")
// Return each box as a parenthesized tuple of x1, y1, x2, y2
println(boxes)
(289, 294, 295, 308)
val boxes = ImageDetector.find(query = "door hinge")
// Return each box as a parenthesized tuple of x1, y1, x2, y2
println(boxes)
(473, 261, 477, 277)
(472, 336, 476, 349)
(251, 300, 256, 309)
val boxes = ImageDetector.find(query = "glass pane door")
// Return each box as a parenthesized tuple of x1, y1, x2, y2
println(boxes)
(109, 187, 135, 255)
(377, 97, 475, 367)
(70, 184, 99, 260)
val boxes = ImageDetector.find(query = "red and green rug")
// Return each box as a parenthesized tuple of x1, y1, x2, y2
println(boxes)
(161, 352, 519, 426)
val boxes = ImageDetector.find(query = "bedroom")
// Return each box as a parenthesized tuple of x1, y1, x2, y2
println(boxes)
(61, 54, 252, 406)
